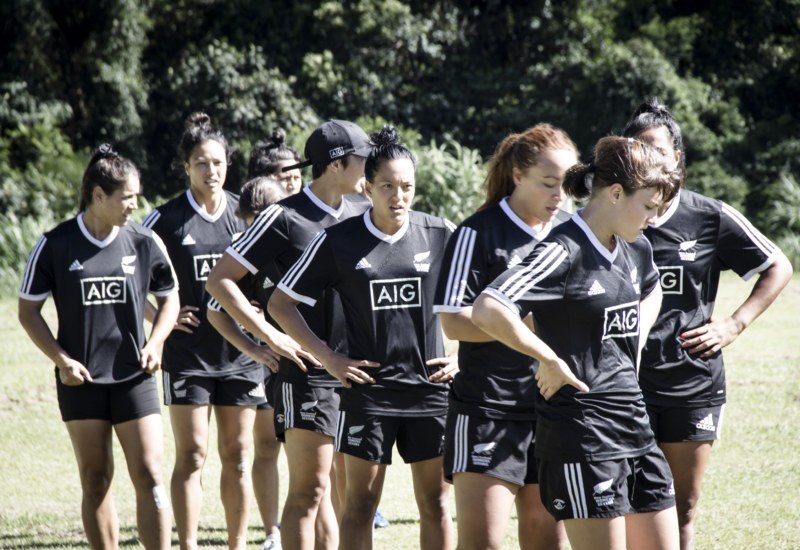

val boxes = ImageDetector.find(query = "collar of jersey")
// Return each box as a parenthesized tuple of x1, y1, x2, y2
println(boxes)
(499, 197, 552, 240)
(186, 189, 228, 222)
(363, 209, 409, 243)
(651, 188, 682, 228)
(303, 185, 345, 218)
(77, 212, 120, 248)
(573, 209, 618, 264)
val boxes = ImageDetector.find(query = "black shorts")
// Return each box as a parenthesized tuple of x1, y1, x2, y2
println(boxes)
(647, 403, 725, 443)
(163, 369, 266, 407)
(256, 371, 278, 411)
(444, 411, 538, 486)
(538, 447, 675, 520)
(56, 371, 161, 424)
(274, 381, 340, 441)
(335, 410, 446, 465)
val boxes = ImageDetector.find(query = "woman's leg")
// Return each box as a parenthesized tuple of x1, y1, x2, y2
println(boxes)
(114, 413, 171, 549)
(169, 404, 211, 550)
(626, 508, 680, 550)
(452, 472, 517, 550)
(252, 408, 282, 542)
(65, 419, 118, 549)
(658, 441, 713, 550)
(410, 457, 454, 550)
(215, 405, 257, 550)
(515, 483, 567, 550)
(280, 428, 336, 550)
(563, 517, 627, 550)
(339, 454, 387, 550)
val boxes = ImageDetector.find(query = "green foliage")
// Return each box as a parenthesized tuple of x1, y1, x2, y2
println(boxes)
(144, 39, 318, 195)
(413, 138, 486, 224)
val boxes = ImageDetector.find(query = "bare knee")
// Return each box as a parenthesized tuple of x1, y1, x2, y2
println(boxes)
(287, 482, 327, 511)
(79, 464, 114, 501)
(416, 490, 450, 521)
(174, 445, 207, 473)
(128, 455, 164, 491)
(254, 436, 281, 462)
(345, 492, 379, 522)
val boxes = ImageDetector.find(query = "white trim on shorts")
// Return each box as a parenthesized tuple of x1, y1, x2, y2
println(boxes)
(453, 413, 469, 473)
(564, 463, 589, 519)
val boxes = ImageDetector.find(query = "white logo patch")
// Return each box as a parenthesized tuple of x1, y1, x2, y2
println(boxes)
(248, 383, 265, 398)
(370, 277, 421, 310)
(657, 266, 684, 295)
(181, 234, 196, 246)
(262, 277, 274, 289)
(81, 277, 127, 305)
(593, 479, 614, 494)
(507, 254, 523, 267)
(329, 146, 345, 159)
(347, 425, 365, 446)
(69, 260, 84, 271)
(602, 301, 639, 340)
(588, 280, 606, 296)
(121, 255, 136, 275)
(413, 250, 431, 272)
(553, 499, 566, 511)
(593, 478, 615, 507)
(193, 253, 222, 281)
(470, 441, 497, 466)
(679, 239, 697, 261)
(696, 413, 716, 432)
(300, 400, 317, 421)
(355, 257, 372, 270)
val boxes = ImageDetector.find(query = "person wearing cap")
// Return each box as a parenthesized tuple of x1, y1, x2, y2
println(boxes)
(207, 120, 372, 550)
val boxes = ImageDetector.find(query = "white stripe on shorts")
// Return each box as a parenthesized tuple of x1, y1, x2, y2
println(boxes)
(453, 414, 469, 473)
(335, 411, 347, 452)
(564, 463, 588, 518)
(282, 382, 293, 428)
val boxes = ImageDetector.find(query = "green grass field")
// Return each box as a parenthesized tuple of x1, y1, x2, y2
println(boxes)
(1, 273, 798, 549)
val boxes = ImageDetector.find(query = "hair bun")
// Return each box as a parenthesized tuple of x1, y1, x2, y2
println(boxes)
(370, 125, 400, 148)
(270, 128, 287, 146)
(185, 111, 211, 130)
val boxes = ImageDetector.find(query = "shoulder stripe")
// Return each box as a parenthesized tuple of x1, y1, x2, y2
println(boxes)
(141, 209, 161, 229)
(280, 230, 327, 290)
(231, 203, 283, 256)
(498, 242, 568, 302)
(721, 203, 775, 257)
(444, 219, 457, 232)
(20, 235, 47, 294)
(207, 296, 222, 312)
(441, 227, 477, 308)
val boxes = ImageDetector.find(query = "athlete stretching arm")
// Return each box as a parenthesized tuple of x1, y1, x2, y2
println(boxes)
(472, 293, 588, 400)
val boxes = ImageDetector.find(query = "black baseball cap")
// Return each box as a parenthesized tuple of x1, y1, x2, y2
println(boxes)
(281, 120, 372, 171)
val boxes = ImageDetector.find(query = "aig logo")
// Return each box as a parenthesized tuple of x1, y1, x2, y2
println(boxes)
(602, 300, 639, 340)
(193, 253, 222, 281)
(370, 277, 421, 310)
(81, 277, 127, 305)
(657, 266, 683, 295)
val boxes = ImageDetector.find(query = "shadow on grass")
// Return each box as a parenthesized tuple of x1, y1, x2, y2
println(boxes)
(0, 525, 236, 548)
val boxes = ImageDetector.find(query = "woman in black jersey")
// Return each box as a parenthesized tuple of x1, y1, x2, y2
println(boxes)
(207, 175, 287, 550)
(143, 113, 305, 550)
(473, 137, 681, 550)
(248, 127, 303, 196)
(269, 126, 457, 550)
(433, 124, 577, 550)
(621, 99, 793, 550)
(18, 146, 179, 549)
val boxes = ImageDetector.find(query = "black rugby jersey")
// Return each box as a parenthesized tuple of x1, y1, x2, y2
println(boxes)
(641, 189, 780, 406)
(143, 190, 251, 377)
(278, 210, 454, 416)
(227, 186, 370, 388)
(20, 214, 177, 384)
(484, 214, 660, 462)
(433, 198, 571, 420)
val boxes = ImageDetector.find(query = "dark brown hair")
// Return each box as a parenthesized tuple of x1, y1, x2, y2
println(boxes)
(562, 136, 677, 201)
(237, 176, 288, 220)
(80, 144, 139, 211)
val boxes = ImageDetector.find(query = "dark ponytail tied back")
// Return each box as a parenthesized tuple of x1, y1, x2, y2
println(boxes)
(175, 111, 229, 170)
(365, 125, 416, 183)
(80, 143, 139, 211)
(247, 126, 301, 179)
(562, 161, 596, 200)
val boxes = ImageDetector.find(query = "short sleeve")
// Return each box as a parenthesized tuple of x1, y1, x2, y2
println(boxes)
(717, 203, 779, 281)
(483, 241, 570, 317)
(637, 237, 660, 297)
(149, 232, 178, 296)
(19, 235, 53, 301)
(276, 230, 335, 307)
(227, 204, 291, 274)
(434, 225, 490, 313)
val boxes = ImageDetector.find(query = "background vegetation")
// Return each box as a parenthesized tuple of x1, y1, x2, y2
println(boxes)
(2, 274, 798, 548)
(2, 0, 800, 295)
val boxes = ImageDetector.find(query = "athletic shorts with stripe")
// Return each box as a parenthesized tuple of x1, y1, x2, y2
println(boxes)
(256, 373, 278, 411)
(444, 411, 538, 486)
(647, 403, 725, 443)
(336, 410, 446, 464)
(274, 381, 340, 441)
(163, 370, 266, 407)
(57, 371, 161, 424)
(538, 447, 676, 520)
